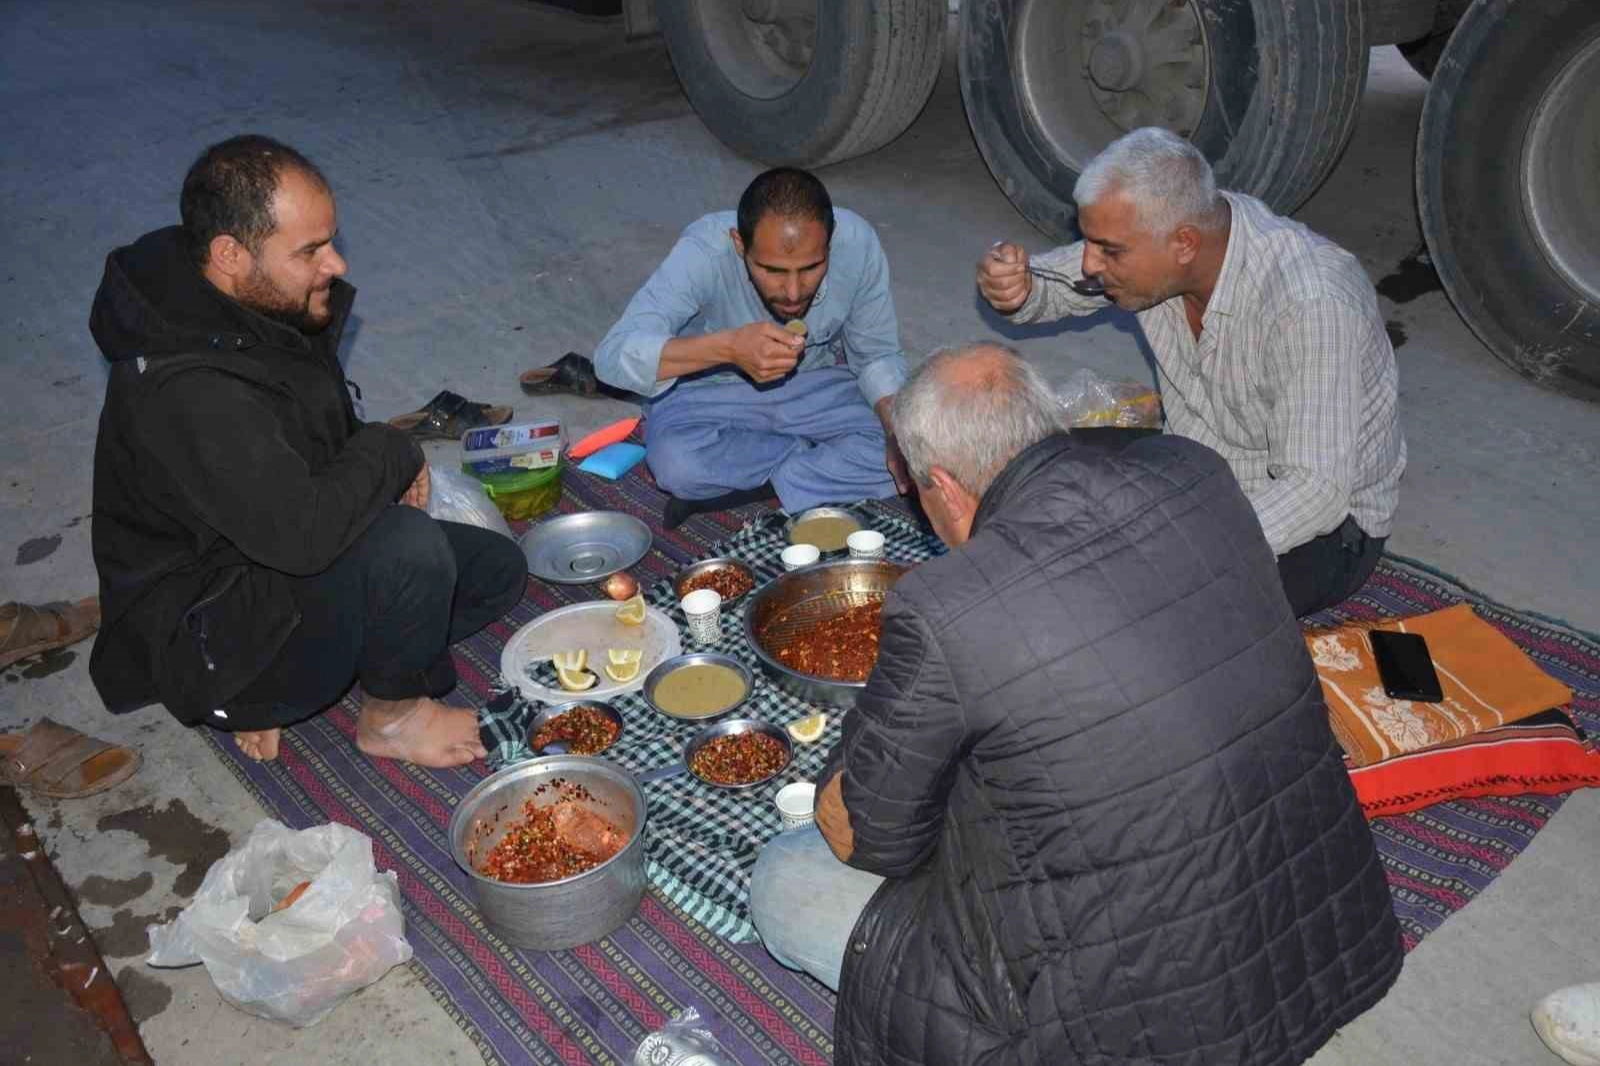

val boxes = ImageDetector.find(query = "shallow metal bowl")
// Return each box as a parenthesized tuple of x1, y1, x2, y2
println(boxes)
(449, 755, 646, 950)
(526, 699, 624, 756)
(742, 559, 908, 708)
(783, 506, 862, 553)
(519, 510, 652, 584)
(640, 652, 754, 722)
(684, 717, 793, 791)
(674, 557, 758, 606)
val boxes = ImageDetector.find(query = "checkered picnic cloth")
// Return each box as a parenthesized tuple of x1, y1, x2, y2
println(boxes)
(480, 498, 946, 941)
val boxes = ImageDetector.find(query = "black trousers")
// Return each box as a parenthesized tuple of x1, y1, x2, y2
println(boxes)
(1276, 514, 1385, 619)
(222, 507, 526, 731)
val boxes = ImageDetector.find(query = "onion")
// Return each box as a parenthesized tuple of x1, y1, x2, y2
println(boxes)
(601, 572, 638, 601)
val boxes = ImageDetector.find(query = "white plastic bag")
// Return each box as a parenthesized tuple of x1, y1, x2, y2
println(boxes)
(146, 819, 413, 1028)
(633, 1006, 736, 1065)
(1056, 367, 1162, 429)
(427, 464, 515, 539)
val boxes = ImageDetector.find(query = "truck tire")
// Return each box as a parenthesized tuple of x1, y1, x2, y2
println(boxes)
(959, 0, 1368, 239)
(658, 0, 946, 167)
(1396, 0, 1473, 80)
(1417, 0, 1600, 401)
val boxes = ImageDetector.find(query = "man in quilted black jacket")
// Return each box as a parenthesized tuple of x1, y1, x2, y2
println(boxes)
(750, 343, 1403, 1065)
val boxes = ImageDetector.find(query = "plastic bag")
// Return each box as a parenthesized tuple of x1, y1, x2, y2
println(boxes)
(1056, 368, 1162, 429)
(633, 1006, 736, 1065)
(146, 819, 414, 1028)
(427, 464, 516, 539)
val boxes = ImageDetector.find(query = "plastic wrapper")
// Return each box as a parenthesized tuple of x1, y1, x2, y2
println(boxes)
(633, 1007, 736, 1066)
(1056, 368, 1162, 429)
(146, 820, 414, 1028)
(427, 464, 516, 539)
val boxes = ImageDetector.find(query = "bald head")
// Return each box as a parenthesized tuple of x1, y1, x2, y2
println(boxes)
(893, 342, 1064, 500)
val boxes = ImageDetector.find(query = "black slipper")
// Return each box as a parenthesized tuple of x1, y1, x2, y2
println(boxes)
(387, 390, 513, 441)
(519, 353, 628, 398)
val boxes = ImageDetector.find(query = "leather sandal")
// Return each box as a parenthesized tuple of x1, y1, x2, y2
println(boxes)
(0, 718, 141, 799)
(0, 597, 101, 670)
(519, 352, 624, 398)
(387, 390, 513, 441)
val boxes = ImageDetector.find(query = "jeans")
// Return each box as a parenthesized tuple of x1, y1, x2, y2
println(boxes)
(1277, 514, 1385, 618)
(749, 825, 883, 992)
(221, 507, 526, 730)
(645, 366, 897, 512)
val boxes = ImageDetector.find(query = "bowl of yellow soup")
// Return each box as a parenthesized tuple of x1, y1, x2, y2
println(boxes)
(640, 652, 754, 722)
(784, 507, 862, 554)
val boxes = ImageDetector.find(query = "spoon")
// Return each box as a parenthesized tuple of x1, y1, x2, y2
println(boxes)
(989, 241, 1108, 298)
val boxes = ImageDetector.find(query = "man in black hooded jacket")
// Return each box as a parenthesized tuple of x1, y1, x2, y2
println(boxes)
(88, 134, 524, 766)
(750, 343, 1402, 1065)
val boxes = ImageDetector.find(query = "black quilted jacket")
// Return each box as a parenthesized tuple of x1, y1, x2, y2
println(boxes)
(825, 431, 1402, 1065)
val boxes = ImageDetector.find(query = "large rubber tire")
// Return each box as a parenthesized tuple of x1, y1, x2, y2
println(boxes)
(658, 0, 946, 167)
(1396, 0, 1473, 80)
(959, 0, 1368, 240)
(1417, 0, 1600, 401)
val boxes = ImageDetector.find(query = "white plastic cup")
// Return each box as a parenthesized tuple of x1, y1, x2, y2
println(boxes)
(780, 543, 821, 571)
(680, 587, 722, 644)
(774, 781, 817, 830)
(846, 529, 886, 559)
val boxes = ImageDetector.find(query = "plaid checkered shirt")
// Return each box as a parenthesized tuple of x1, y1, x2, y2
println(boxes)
(1010, 191, 1406, 555)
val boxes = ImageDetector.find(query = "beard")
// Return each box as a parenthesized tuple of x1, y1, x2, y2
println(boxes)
(236, 264, 332, 334)
(744, 263, 818, 324)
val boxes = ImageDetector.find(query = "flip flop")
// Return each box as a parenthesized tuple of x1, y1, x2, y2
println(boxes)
(0, 717, 142, 799)
(519, 352, 627, 399)
(387, 390, 513, 441)
(0, 597, 101, 670)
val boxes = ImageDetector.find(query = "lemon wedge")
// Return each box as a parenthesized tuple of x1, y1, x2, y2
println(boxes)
(786, 713, 828, 743)
(551, 649, 588, 672)
(615, 594, 647, 626)
(604, 648, 643, 683)
(556, 667, 598, 692)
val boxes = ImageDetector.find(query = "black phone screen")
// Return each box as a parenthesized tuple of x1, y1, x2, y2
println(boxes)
(1369, 630, 1444, 702)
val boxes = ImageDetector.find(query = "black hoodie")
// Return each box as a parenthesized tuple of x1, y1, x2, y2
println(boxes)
(88, 226, 422, 722)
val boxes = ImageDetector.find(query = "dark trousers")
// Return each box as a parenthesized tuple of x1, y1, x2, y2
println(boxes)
(1277, 514, 1384, 619)
(222, 507, 526, 731)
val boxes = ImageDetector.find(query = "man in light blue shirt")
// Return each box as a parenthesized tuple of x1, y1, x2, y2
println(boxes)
(594, 168, 908, 527)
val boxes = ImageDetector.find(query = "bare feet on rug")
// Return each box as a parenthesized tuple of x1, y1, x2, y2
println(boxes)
(235, 729, 281, 762)
(355, 696, 488, 768)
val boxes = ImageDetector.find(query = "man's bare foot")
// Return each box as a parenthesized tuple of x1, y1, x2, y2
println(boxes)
(355, 696, 488, 768)
(235, 729, 281, 761)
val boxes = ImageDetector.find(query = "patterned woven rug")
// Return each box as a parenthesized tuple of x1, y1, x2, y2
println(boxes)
(202, 458, 1600, 1062)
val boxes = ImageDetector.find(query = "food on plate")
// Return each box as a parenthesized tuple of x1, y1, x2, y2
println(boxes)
(601, 572, 638, 601)
(784, 318, 808, 336)
(271, 880, 313, 913)
(786, 713, 828, 743)
(651, 661, 748, 719)
(789, 513, 860, 552)
(615, 594, 647, 626)
(768, 600, 884, 682)
(690, 731, 789, 786)
(478, 794, 629, 883)
(680, 565, 755, 602)
(603, 647, 643, 683)
(552, 649, 597, 692)
(531, 704, 621, 755)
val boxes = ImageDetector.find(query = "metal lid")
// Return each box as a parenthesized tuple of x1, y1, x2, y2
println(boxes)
(519, 511, 652, 584)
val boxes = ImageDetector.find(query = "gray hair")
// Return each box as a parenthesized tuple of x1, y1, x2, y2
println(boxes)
(1072, 127, 1225, 237)
(893, 343, 1065, 500)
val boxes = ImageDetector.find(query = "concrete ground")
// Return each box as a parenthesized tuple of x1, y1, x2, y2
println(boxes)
(1, 0, 1595, 1062)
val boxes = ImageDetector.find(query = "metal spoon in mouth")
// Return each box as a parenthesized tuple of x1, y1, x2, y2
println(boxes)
(988, 240, 1108, 299)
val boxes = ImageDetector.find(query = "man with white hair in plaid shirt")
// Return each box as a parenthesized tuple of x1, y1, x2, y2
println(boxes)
(978, 127, 1405, 618)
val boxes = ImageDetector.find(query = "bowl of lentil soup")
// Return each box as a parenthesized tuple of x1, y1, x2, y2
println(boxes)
(449, 755, 645, 950)
(684, 718, 794, 790)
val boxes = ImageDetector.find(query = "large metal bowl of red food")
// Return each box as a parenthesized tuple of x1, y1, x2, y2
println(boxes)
(449, 755, 645, 951)
(742, 559, 908, 708)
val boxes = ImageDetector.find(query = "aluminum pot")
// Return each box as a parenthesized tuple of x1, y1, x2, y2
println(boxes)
(449, 755, 646, 951)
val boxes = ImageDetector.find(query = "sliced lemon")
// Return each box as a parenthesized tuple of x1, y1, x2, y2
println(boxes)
(551, 649, 588, 673)
(615, 594, 647, 626)
(556, 666, 598, 692)
(786, 713, 828, 744)
(604, 648, 643, 683)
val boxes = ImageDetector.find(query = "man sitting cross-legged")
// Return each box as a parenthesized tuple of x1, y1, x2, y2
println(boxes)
(88, 134, 525, 766)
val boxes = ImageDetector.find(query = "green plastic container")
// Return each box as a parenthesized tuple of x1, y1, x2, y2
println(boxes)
(467, 462, 562, 522)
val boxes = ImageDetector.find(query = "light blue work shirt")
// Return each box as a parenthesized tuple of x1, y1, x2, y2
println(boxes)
(593, 209, 908, 407)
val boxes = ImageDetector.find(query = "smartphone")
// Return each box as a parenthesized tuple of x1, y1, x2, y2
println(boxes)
(1369, 630, 1444, 702)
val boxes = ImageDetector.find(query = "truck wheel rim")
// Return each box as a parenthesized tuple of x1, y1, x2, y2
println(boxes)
(1521, 35, 1600, 306)
(1014, 0, 1210, 172)
(695, 0, 818, 101)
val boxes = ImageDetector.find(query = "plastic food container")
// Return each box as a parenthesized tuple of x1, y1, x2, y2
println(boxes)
(469, 463, 562, 521)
